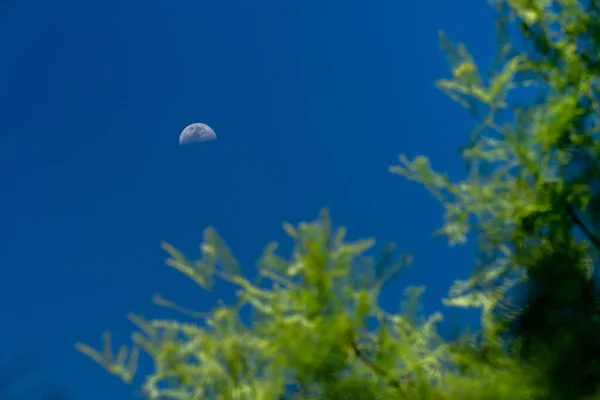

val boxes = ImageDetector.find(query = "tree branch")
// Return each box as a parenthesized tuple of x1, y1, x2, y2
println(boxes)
(349, 341, 406, 396)
(567, 204, 600, 251)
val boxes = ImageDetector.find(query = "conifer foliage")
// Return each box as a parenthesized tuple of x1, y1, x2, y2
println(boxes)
(77, 1, 600, 398)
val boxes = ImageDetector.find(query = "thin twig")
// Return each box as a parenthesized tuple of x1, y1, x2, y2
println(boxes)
(567, 204, 600, 251)
(349, 341, 405, 396)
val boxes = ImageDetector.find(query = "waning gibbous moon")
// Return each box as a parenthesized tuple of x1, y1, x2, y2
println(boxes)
(179, 123, 217, 145)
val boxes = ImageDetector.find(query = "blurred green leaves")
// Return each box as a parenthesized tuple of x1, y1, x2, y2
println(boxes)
(78, 209, 435, 399)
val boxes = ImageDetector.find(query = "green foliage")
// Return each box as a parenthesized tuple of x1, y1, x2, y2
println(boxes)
(77, 210, 454, 399)
(392, 0, 600, 398)
(78, 0, 600, 398)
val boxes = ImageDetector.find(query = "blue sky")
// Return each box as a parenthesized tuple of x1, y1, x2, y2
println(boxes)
(1, 1, 497, 398)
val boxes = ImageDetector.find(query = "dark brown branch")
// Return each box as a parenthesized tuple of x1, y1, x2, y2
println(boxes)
(349, 341, 405, 396)
(567, 204, 600, 251)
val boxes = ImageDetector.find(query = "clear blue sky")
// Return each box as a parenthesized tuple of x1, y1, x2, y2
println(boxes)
(1, 1, 496, 398)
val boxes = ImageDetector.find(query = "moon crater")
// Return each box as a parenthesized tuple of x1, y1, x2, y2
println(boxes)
(179, 123, 216, 145)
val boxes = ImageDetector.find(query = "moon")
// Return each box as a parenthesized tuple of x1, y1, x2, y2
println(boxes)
(179, 123, 217, 145)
